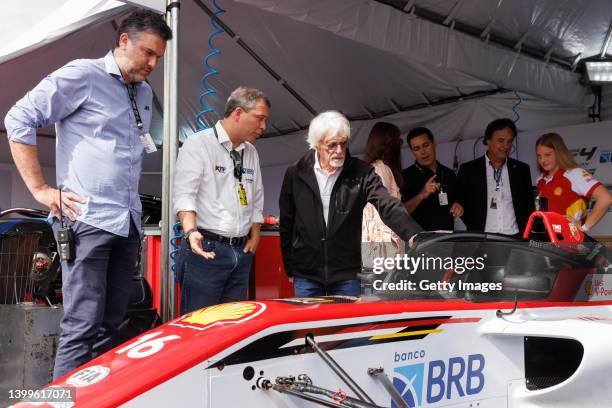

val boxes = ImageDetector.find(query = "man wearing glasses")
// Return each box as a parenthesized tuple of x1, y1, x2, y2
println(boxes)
(173, 87, 269, 314)
(279, 111, 422, 297)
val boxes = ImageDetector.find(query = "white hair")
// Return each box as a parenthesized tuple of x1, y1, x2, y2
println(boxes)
(306, 111, 351, 149)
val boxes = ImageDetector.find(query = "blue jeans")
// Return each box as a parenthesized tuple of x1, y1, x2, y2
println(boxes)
(51, 219, 140, 380)
(178, 239, 253, 315)
(293, 277, 360, 297)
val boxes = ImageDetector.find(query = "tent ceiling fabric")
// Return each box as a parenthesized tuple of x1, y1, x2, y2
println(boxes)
(232, 0, 592, 108)
(255, 92, 591, 168)
(122, 0, 166, 13)
(0, 0, 127, 64)
(0, 0, 610, 169)
(404, 0, 612, 61)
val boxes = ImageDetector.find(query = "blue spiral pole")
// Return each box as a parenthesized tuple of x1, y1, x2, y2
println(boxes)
(510, 91, 522, 158)
(172, 0, 226, 280)
(512, 90, 522, 123)
(195, 0, 225, 130)
(170, 221, 182, 280)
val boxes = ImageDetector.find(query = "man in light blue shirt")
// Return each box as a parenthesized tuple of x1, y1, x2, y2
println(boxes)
(4, 10, 171, 379)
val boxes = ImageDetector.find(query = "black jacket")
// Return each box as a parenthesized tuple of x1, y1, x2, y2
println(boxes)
(457, 155, 534, 233)
(279, 150, 422, 283)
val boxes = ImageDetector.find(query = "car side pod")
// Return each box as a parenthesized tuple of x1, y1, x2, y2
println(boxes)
(524, 336, 584, 391)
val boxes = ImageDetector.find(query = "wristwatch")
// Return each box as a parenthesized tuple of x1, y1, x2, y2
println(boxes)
(183, 228, 199, 241)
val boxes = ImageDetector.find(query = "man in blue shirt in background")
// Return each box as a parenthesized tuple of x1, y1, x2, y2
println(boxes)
(4, 9, 171, 379)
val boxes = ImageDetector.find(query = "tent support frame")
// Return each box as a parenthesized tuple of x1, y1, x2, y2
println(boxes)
(161, 0, 180, 322)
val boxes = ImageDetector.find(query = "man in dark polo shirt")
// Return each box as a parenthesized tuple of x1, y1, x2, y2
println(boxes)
(402, 127, 463, 230)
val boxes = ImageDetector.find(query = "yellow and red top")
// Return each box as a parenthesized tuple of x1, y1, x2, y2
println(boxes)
(537, 167, 601, 222)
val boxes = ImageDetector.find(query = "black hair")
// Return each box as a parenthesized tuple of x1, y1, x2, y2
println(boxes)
(406, 127, 434, 147)
(115, 9, 172, 46)
(483, 118, 516, 144)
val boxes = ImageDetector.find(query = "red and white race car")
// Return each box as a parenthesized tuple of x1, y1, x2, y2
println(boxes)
(11, 212, 612, 408)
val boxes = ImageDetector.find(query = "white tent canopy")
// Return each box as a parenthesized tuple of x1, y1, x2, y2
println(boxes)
(3, 0, 611, 318)
(0, 1, 127, 65)
(1, 0, 611, 171)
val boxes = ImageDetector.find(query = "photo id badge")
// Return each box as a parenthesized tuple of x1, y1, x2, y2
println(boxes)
(490, 196, 497, 209)
(438, 191, 448, 206)
(237, 183, 248, 206)
(139, 132, 157, 154)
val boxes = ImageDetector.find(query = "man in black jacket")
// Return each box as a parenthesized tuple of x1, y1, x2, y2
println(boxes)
(457, 118, 534, 235)
(402, 127, 463, 230)
(279, 111, 422, 297)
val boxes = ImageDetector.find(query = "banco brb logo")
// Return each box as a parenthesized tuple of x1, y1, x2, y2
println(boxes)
(393, 363, 425, 407)
(393, 354, 485, 407)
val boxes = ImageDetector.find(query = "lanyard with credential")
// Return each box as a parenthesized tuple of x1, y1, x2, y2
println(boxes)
(489, 160, 504, 192)
(213, 126, 248, 205)
(416, 162, 448, 206)
(126, 84, 157, 153)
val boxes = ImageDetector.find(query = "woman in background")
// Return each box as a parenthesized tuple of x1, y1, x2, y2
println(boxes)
(536, 132, 612, 233)
(361, 122, 405, 291)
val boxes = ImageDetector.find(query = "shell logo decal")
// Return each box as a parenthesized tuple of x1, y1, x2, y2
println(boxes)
(553, 187, 563, 196)
(169, 302, 266, 331)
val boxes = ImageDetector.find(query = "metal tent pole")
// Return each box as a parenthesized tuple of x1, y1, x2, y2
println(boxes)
(161, 0, 180, 322)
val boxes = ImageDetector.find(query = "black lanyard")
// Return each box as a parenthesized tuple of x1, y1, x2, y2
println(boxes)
(126, 84, 144, 132)
(213, 126, 244, 182)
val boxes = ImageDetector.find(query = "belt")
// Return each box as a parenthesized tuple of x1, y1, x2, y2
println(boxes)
(198, 229, 249, 246)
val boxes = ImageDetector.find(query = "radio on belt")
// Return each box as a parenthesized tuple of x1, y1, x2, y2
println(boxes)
(57, 188, 75, 261)
(58, 225, 75, 261)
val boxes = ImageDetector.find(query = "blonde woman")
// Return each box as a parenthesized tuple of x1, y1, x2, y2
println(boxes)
(536, 133, 612, 232)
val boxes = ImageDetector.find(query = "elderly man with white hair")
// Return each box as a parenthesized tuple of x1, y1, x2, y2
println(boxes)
(279, 111, 422, 297)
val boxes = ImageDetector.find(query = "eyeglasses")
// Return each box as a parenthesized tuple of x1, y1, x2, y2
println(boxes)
(229, 149, 243, 180)
(323, 140, 348, 152)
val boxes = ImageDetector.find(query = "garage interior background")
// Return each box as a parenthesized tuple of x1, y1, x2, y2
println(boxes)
(0, 0, 611, 236)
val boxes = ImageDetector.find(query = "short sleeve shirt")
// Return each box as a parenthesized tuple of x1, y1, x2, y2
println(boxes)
(537, 167, 601, 222)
